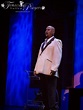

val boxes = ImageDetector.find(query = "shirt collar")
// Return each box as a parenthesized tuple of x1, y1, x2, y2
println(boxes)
(45, 36, 55, 43)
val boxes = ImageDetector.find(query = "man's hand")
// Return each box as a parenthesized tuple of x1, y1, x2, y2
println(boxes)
(33, 71, 36, 76)
(50, 70, 55, 76)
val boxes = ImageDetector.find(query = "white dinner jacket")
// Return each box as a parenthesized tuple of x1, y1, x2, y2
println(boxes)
(34, 36, 62, 77)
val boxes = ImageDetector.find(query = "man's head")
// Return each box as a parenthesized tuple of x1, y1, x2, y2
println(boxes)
(45, 26, 55, 39)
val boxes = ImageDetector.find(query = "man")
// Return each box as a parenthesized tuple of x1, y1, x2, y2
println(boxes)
(34, 25, 62, 110)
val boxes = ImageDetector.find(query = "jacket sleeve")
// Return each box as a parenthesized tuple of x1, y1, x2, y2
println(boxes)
(34, 43, 42, 71)
(51, 40, 62, 71)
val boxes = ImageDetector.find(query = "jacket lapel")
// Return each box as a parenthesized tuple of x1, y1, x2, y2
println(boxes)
(41, 37, 55, 54)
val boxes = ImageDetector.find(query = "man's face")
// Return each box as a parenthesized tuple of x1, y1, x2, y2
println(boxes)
(45, 26, 54, 38)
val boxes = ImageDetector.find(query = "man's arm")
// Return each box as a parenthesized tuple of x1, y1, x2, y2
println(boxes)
(51, 40, 62, 72)
(33, 43, 43, 75)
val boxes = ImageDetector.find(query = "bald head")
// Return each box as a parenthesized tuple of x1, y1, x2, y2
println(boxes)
(45, 26, 55, 38)
(47, 26, 55, 33)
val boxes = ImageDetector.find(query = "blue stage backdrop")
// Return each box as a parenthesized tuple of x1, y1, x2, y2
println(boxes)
(5, 11, 33, 106)
(74, 0, 83, 89)
(60, 0, 83, 110)
(74, 0, 83, 110)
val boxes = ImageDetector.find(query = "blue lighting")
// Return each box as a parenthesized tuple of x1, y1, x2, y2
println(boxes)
(74, 0, 83, 75)
(74, 1, 83, 110)
(5, 11, 33, 106)
(60, 89, 69, 110)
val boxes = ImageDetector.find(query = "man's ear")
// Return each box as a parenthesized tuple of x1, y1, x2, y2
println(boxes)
(52, 30, 55, 36)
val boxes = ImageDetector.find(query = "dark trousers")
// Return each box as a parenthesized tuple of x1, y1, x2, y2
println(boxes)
(38, 74, 59, 110)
